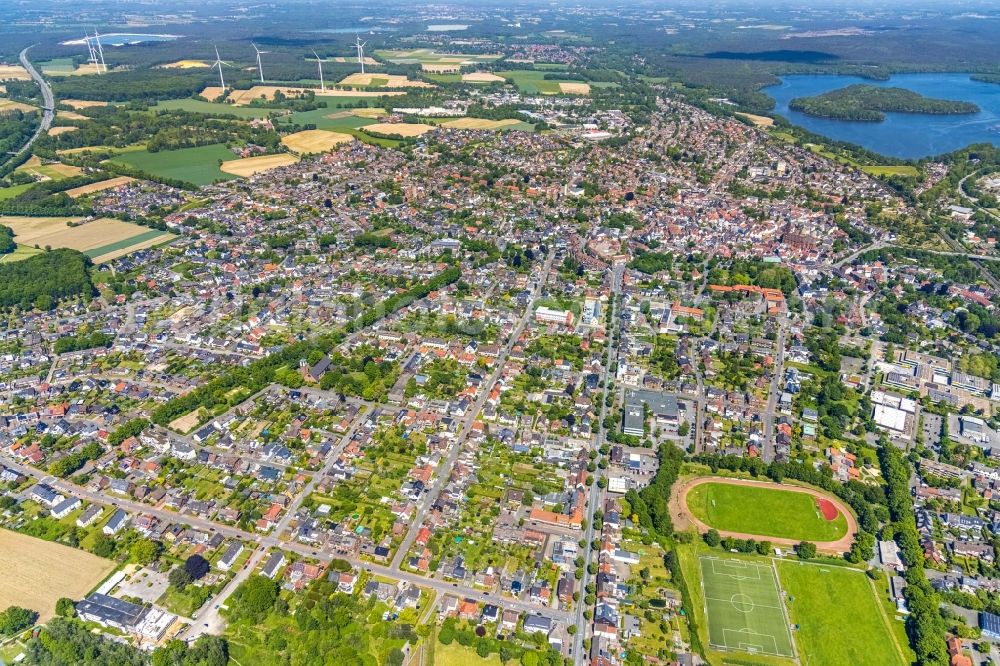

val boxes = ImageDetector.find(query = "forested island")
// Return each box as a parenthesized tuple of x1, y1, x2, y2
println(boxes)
(788, 84, 979, 121)
(971, 73, 1000, 85)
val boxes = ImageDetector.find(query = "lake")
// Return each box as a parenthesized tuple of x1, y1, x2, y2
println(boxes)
(61, 33, 180, 46)
(765, 73, 1000, 159)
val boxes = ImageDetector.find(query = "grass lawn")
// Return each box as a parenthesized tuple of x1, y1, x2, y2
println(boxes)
(497, 69, 573, 94)
(109, 143, 238, 187)
(434, 642, 501, 666)
(700, 555, 794, 658)
(861, 165, 920, 177)
(778, 560, 907, 666)
(0, 183, 33, 201)
(0, 244, 43, 263)
(686, 481, 848, 541)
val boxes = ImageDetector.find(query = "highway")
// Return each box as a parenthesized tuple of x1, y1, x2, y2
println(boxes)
(14, 46, 54, 157)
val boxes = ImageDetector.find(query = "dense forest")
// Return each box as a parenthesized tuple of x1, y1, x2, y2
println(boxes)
(0, 110, 40, 172)
(0, 249, 94, 310)
(789, 85, 979, 122)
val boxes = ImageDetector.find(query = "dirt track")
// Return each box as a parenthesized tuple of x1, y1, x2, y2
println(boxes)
(670, 476, 858, 555)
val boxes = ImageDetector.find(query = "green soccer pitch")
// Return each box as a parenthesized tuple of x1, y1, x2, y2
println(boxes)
(699, 556, 795, 658)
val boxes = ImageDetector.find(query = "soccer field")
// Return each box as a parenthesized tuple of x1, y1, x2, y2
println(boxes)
(700, 556, 795, 658)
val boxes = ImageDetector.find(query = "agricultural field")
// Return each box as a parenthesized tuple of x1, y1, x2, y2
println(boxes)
(700, 556, 794, 659)
(861, 165, 920, 177)
(40, 58, 103, 76)
(375, 48, 502, 72)
(736, 113, 775, 127)
(153, 98, 276, 118)
(0, 183, 33, 201)
(363, 122, 434, 137)
(62, 99, 107, 110)
(778, 560, 908, 666)
(158, 59, 210, 69)
(0, 245, 43, 263)
(683, 479, 849, 542)
(0, 529, 115, 622)
(220, 153, 299, 176)
(338, 73, 435, 89)
(65, 176, 135, 198)
(16, 157, 83, 181)
(0, 99, 36, 113)
(0, 64, 30, 80)
(47, 126, 79, 136)
(496, 70, 590, 95)
(281, 129, 353, 154)
(440, 118, 523, 130)
(0, 216, 176, 263)
(109, 142, 238, 186)
(461, 72, 506, 83)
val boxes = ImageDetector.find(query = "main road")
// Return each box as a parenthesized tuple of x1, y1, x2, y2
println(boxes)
(14, 46, 54, 156)
(572, 262, 623, 664)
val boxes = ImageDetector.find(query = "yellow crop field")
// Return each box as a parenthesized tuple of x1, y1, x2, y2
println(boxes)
(0, 99, 36, 113)
(220, 153, 299, 176)
(363, 123, 434, 137)
(441, 118, 521, 130)
(200, 86, 225, 102)
(338, 73, 434, 88)
(0, 216, 175, 263)
(228, 86, 311, 106)
(462, 72, 505, 83)
(160, 60, 210, 69)
(351, 107, 387, 118)
(47, 126, 79, 136)
(558, 82, 591, 95)
(736, 112, 775, 127)
(65, 176, 135, 198)
(423, 63, 461, 73)
(0, 64, 30, 81)
(62, 99, 108, 110)
(0, 529, 115, 622)
(281, 129, 354, 154)
(56, 110, 88, 121)
(316, 89, 405, 98)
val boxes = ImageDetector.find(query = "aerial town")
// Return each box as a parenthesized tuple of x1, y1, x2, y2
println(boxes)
(1, 2, 1000, 666)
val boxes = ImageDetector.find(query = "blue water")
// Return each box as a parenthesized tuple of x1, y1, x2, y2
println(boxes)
(99, 33, 179, 46)
(308, 26, 395, 34)
(765, 73, 1000, 158)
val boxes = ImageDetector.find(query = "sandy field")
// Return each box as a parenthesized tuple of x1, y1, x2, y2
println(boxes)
(558, 82, 591, 95)
(0, 529, 115, 622)
(169, 410, 201, 434)
(338, 73, 434, 88)
(65, 176, 135, 198)
(47, 126, 79, 136)
(363, 122, 434, 137)
(45, 63, 104, 76)
(281, 129, 353, 154)
(0, 64, 30, 80)
(736, 112, 775, 127)
(220, 153, 299, 176)
(462, 72, 506, 83)
(160, 60, 210, 69)
(227, 85, 315, 106)
(0, 99, 36, 113)
(0, 216, 156, 256)
(441, 118, 521, 130)
(199, 86, 225, 102)
(62, 99, 108, 110)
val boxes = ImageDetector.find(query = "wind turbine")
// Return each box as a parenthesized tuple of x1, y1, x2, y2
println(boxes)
(310, 50, 325, 92)
(354, 35, 366, 74)
(83, 34, 97, 72)
(93, 30, 107, 74)
(251, 42, 268, 83)
(211, 45, 230, 90)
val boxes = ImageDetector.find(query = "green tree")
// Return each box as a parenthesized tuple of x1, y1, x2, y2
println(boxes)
(796, 541, 817, 559)
(55, 598, 76, 618)
(0, 606, 37, 635)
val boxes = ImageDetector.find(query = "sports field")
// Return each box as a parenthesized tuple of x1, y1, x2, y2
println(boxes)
(109, 143, 238, 186)
(220, 153, 299, 176)
(779, 561, 908, 666)
(685, 480, 848, 542)
(0, 529, 115, 622)
(700, 556, 794, 658)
